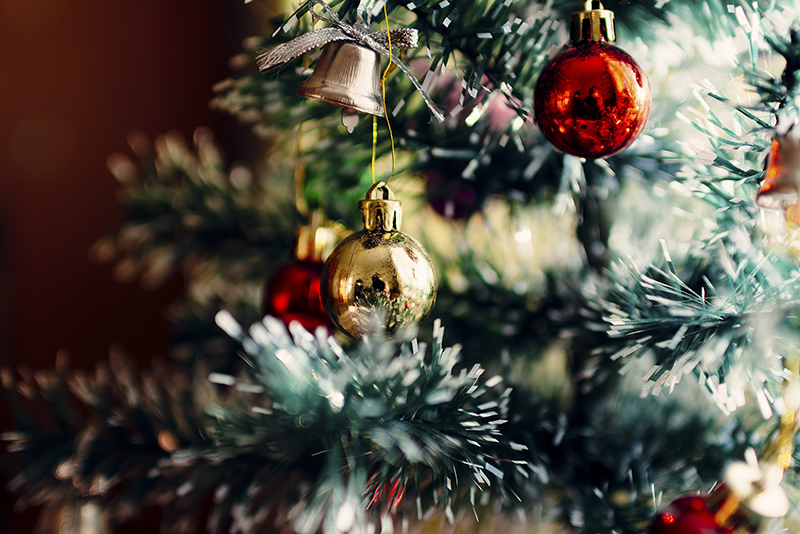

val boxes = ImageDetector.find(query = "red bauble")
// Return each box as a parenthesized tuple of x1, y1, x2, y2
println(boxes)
(647, 495, 734, 534)
(425, 169, 478, 220)
(429, 189, 476, 220)
(534, 40, 651, 159)
(263, 259, 333, 332)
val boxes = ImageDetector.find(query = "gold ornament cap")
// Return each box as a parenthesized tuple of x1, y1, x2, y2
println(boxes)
(295, 210, 337, 262)
(359, 181, 402, 232)
(705, 461, 789, 531)
(571, 0, 616, 42)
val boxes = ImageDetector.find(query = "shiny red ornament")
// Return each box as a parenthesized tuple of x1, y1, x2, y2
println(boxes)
(534, 1, 651, 159)
(263, 259, 333, 332)
(647, 495, 734, 534)
(534, 40, 651, 159)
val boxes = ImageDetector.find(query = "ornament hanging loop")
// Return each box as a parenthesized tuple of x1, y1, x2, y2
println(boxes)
(360, 181, 401, 232)
(571, 0, 615, 42)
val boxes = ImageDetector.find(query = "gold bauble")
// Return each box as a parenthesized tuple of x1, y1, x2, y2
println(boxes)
(321, 182, 437, 338)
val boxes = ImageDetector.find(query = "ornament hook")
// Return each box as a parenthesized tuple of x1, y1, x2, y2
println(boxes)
(360, 181, 401, 232)
(571, 0, 615, 42)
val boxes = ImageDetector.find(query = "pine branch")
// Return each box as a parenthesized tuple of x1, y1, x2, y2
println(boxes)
(169, 298, 263, 370)
(208, 313, 533, 534)
(96, 128, 302, 288)
(595, 229, 800, 406)
(682, 24, 800, 200)
(1, 352, 213, 531)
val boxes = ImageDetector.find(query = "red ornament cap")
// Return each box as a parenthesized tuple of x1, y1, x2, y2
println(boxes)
(294, 210, 338, 262)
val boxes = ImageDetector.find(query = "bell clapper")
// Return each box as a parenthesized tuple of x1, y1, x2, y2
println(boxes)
(342, 108, 359, 133)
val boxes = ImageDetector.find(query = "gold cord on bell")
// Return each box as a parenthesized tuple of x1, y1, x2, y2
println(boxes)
(372, 115, 378, 184)
(294, 123, 310, 216)
(371, 5, 397, 185)
(381, 4, 397, 184)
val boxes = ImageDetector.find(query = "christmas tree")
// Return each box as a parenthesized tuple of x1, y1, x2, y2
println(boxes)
(3, 0, 800, 533)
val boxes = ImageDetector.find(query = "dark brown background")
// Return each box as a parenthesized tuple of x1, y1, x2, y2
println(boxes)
(0, 0, 269, 531)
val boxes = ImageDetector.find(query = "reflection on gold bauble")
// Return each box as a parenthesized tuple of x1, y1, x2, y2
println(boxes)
(321, 182, 437, 338)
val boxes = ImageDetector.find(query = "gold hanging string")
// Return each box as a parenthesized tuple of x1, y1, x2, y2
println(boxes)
(775, 409, 796, 470)
(369, 6, 398, 185)
(294, 123, 309, 216)
(371, 115, 377, 184)
(381, 4, 397, 184)
(295, 49, 314, 213)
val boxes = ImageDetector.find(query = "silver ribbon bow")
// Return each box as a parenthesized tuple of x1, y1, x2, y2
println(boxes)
(256, 0, 444, 122)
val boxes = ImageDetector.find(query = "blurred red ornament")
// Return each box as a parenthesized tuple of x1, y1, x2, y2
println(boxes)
(647, 461, 789, 534)
(425, 169, 478, 219)
(263, 211, 338, 332)
(429, 189, 476, 219)
(647, 495, 734, 534)
(263, 259, 333, 332)
(533, 1, 651, 159)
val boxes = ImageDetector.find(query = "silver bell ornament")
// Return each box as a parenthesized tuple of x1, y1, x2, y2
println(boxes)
(296, 41, 384, 123)
(320, 182, 437, 338)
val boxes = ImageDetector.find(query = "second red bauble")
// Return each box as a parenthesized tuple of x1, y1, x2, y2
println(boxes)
(263, 259, 333, 332)
(647, 495, 734, 534)
(534, 40, 651, 159)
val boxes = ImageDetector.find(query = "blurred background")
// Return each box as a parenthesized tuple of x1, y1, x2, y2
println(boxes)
(0, 1, 266, 531)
